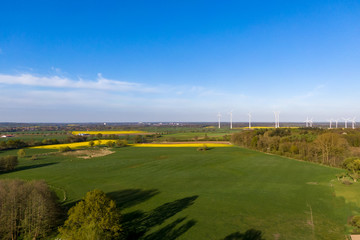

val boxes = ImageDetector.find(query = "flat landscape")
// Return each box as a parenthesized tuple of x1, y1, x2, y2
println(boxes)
(1, 145, 359, 239)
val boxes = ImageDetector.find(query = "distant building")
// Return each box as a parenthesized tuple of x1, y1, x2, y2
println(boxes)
(1, 135, 14, 138)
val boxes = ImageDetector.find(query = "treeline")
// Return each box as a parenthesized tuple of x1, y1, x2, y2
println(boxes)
(0, 179, 61, 239)
(231, 128, 360, 167)
(0, 179, 122, 240)
(0, 135, 88, 151)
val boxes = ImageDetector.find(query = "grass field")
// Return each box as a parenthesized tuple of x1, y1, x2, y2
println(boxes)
(72, 131, 149, 135)
(31, 141, 233, 149)
(0, 147, 359, 239)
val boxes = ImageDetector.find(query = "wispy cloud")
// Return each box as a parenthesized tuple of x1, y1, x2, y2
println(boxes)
(0, 73, 157, 92)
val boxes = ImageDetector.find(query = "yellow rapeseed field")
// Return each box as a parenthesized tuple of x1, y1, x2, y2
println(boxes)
(72, 131, 148, 135)
(31, 140, 116, 149)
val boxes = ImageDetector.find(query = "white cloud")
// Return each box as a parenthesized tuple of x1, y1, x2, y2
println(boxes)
(0, 73, 157, 93)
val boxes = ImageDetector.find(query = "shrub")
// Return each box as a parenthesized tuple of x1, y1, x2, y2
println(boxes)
(197, 144, 209, 151)
(59, 146, 72, 152)
(17, 149, 26, 158)
(0, 155, 18, 172)
(115, 139, 128, 147)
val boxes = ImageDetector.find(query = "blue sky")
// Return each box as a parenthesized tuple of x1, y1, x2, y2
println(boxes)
(1, 1, 360, 122)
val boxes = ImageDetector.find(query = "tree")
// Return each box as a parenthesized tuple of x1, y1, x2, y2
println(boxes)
(17, 149, 26, 158)
(0, 155, 18, 172)
(115, 140, 127, 147)
(89, 140, 95, 147)
(59, 189, 122, 240)
(314, 133, 348, 166)
(106, 141, 115, 147)
(0, 179, 60, 239)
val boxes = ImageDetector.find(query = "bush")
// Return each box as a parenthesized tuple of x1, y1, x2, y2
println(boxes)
(17, 149, 26, 158)
(197, 144, 209, 151)
(59, 146, 72, 152)
(351, 215, 360, 233)
(106, 141, 115, 147)
(0, 155, 18, 172)
(115, 139, 128, 147)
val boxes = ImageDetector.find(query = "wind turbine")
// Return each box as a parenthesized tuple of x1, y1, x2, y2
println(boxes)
(335, 119, 339, 129)
(248, 113, 252, 129)
(343, 117, 351, 129)
(304, 117, 309, 128)
(309, 118, 313, 128)
(351, 117, 356, 129)
(217, 112, 221, 129)
(327, 119, 333, 129)
(229, 110, 233, 129)
(274, 111, 280, 128)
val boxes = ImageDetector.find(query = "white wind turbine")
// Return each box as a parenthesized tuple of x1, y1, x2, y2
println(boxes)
(274, 111, 280, 128)
(248, 112, 252, 129)
(351, 117, 356, 129)
(229, 110, 233, 129)
(217, 112, 221, 129)
(304, 117, 309, 128)
(335, 119, 339, 128)
(327, 119, 333, 129)
(309, 118, 313, 128)
(343, 117, 351, 129)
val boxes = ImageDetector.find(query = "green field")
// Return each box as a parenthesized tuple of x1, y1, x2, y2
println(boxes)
(0, 146, 359, 239)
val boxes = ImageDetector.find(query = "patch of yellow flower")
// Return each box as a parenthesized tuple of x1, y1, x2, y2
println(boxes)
(31, 140, 116, 149)
(72, 131, 148, 135)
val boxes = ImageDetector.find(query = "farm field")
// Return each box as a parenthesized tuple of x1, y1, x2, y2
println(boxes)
(31, 141, 233, 149)
(0, 146, 359, 239)
(72, 130, 150, 135)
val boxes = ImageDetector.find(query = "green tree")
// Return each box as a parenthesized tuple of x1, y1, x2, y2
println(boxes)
(89, 140, 95, 147)
(106, 141, 115, 147)
(0, 155, 18, 172)
(17, 149, 26, 158)
(115, 140, 128, 147)
(59, 189, 122, 240)
(314, 133, 348, 166)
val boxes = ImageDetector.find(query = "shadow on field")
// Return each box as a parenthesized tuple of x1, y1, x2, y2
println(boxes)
(222, 229, 265, 240)
(122, 195, 198, 240)
(13, 162, 58, 173)
(107, 189, 160, 210)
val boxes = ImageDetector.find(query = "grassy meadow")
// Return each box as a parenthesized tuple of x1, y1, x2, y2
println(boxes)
(0, 146, 359, 239)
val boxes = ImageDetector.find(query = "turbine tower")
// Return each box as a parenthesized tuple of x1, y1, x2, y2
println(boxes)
(274, 111, 280, 128)
(335, 119, 339, 129)
(309, 118, 313, 128)
(343, 117, 350, 129)
(328, 119, 333, 129)
(229, 111, 233, 129)
(248, 112, 252, 129)
(304, 117, 309, 128)
(351, 117, 356, 129)
(217, 112, 221, 129)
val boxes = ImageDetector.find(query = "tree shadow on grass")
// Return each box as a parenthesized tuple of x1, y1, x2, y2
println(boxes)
(15, 162, 58, 172)
(143, 217, 196, 240)
(122, 195, 198, 240)
(0, 162, 58, 175)
(107, 189, 160, 210)
(222, 229, 265, 240)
